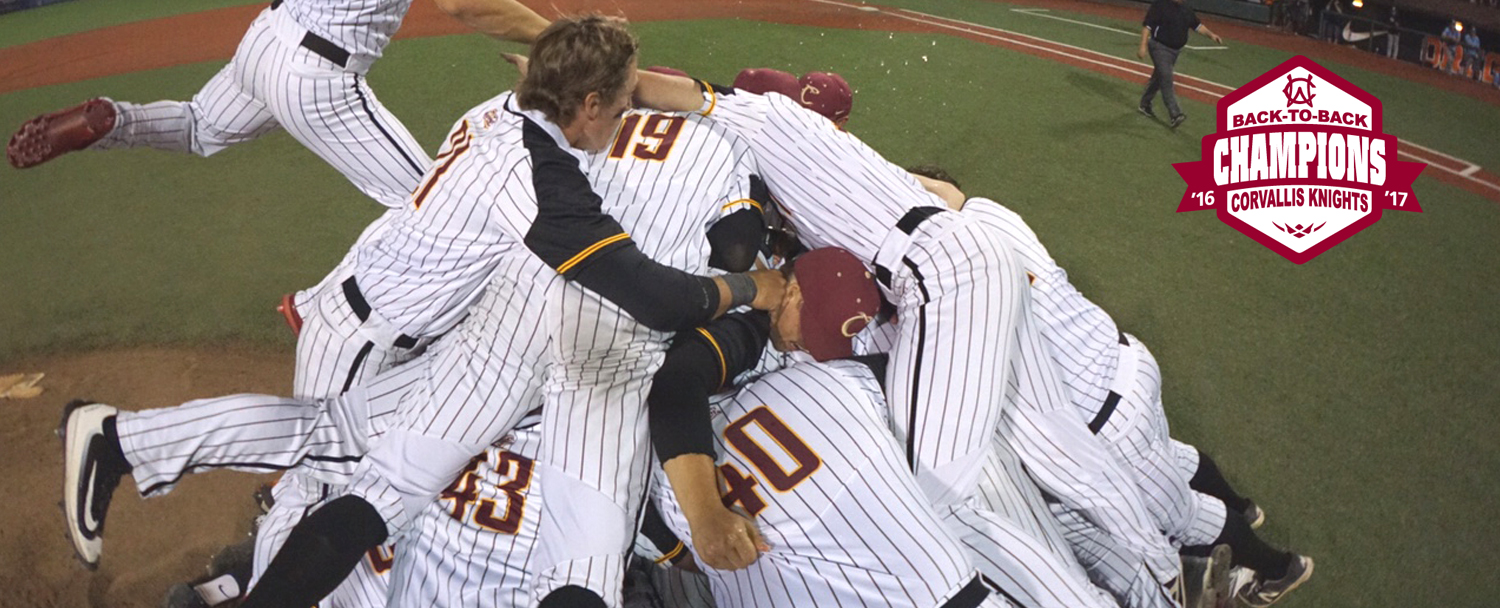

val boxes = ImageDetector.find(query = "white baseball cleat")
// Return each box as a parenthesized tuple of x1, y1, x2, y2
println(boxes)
(59, 400, 128, 569)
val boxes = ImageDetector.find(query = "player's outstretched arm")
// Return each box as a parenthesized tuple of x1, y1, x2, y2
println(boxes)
(432, 0, 550, 43)
(650, 312, 775, 570)
(501, 55, 707, 114)
(634, 70, 711, 113)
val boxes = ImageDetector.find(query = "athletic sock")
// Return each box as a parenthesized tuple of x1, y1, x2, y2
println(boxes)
(240, 496, 388, 608)
(101, 416, 133, 473)
(1189, 450, 1251, 513)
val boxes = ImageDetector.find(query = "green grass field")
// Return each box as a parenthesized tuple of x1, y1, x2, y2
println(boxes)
(1, 1, 1497, 606)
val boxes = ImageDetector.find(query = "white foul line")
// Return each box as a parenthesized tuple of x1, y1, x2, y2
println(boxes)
(1010, 8, 1225, 50)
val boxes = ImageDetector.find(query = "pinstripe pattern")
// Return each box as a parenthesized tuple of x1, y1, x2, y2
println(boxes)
(279, 0, 413, 67)
(997, 311, 1180, 591)
(703, 91, 946, 264)
(703, 91, 1028, 524)
(960, 437, 1117, 608)
(392, 424, 544, 608)
(293, 269, 419, 401)
(350, 93, 540, 340)
(963, 197, 1216, 591)
(531, 111, 759, 604)
(1049, 506, 1179, 608)
(93, 8, 429, 208)
(654, 361, 993, 608)
(117, 394, 350, 497)
(115, 334, 425, 501)
(882, 210, 1023, 509)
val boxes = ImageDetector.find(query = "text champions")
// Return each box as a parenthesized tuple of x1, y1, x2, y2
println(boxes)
(1215, 130, 1387, 213)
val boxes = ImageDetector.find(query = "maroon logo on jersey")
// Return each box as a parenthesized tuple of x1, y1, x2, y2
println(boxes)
(1174, 56, 1425, 264)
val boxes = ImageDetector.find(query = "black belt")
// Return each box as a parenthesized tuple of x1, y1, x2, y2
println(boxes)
(341, 277, 419, 349)
(874, 206, 947, 288)
(939, 576, 991, 608)
(269, 0, 352, 68)
(1088, 331, 1132, 434)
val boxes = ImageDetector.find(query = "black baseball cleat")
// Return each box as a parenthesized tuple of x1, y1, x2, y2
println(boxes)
(58, 399, 130, 569)
(1170, 114, 1188, 129)
(1237, 555, 1314, 607)
(1244, 501, 1266, 530)
(1139, 103, 1157, 119)
(162, 583, 211, 608)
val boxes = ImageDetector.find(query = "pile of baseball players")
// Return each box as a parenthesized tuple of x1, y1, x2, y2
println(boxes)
(10, 2, 1315, 607)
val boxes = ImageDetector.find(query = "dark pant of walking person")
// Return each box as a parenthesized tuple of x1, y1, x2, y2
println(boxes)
(1141, 39, 1183, 123)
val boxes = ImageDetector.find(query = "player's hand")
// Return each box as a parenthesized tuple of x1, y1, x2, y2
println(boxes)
(501, 52, 529, 77)
(1212, 34, 1224, 44)
(688, 507, 770, 571)
(747, 269, 787, 311)
(1136, 45, 1147, 60)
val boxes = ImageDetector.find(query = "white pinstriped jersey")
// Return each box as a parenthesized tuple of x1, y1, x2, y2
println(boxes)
(279, 0, 412, 63)
(654, 361, 991, 608)
(528, 109, 760, 604)
(960, 198, 1121, 427)
(350, 92, 571, 339)
(587, 109, 758, 275)
(549, 108, 760, 362)
(392, 421, 544, 608)
(703, 89, 946, 265)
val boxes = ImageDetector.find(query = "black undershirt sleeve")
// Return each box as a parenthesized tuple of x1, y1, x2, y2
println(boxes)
(649, 311, 771, 463)
(707, 207, 763, 272)
(519, 117, 722, 332)
(705, 174, 771, 273)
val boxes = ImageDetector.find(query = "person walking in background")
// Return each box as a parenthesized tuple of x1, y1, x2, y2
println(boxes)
(1138, 0, 1223, 129)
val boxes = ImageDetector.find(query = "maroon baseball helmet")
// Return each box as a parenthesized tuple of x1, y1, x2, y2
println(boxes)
(794, 248, 881, 362)
(645, 66, 690, 77)
(797, 71, 853, 124)
(733, 67, 801, 98)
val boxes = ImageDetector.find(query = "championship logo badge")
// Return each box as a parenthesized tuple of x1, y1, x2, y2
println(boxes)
(1173, 56, 1426, 263)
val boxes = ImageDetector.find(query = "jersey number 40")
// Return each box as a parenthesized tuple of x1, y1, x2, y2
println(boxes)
(719, 406, 823, 517)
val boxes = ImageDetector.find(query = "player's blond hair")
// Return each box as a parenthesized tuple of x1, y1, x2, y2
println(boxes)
(516, 15, 638, 126)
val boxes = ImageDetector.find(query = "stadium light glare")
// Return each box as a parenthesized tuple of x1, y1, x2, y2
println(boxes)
(1351, 0, 1363, 7)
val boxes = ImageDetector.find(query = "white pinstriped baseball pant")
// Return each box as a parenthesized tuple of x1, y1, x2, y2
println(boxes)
(92, 8, 428, 208)
(1096, 335, 1227, 549)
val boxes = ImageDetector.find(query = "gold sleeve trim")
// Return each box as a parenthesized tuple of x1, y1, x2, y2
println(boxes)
(556, 233, 630, 274)
(696, 327, 728, 388)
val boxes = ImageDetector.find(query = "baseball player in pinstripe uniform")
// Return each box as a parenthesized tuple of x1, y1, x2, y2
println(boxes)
(245, 25, 784, 604)
(390, 417, 545, 608)
(628, 72, 1186, 600)
(913, 167, 1313, 607)
(637, 248, 1006, 608)
(59, 19, 782, 592)
(629, 69, 1028, 572)
(8, 0, 548, 209)
(384, 102, 769, 608)
(654, 359, 1007, 608)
